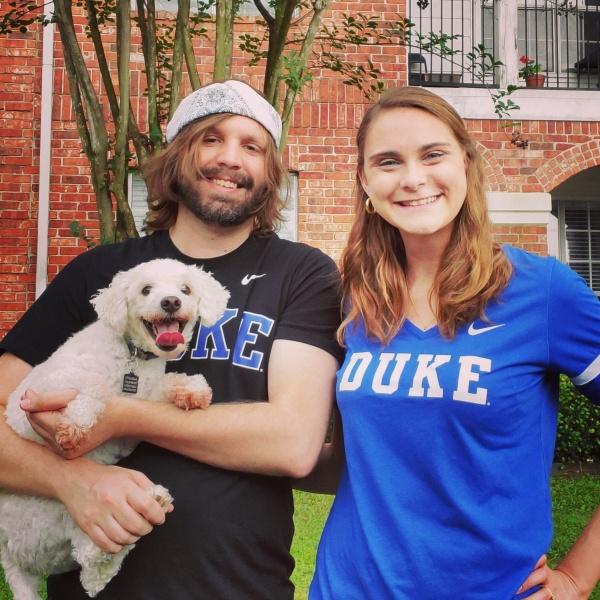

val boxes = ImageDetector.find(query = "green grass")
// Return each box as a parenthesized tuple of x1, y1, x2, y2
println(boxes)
(291, 491, 335, 598)
(1, 478, 598, 600)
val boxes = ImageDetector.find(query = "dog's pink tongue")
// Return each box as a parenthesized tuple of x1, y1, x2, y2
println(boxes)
(156, 331, 185, 347)
(155, 322, 184, 347)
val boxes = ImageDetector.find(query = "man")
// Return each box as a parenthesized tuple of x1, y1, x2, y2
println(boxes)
(0, 79, 342, 599)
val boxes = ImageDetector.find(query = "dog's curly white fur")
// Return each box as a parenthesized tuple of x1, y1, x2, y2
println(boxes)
(0, 259, 229, 599)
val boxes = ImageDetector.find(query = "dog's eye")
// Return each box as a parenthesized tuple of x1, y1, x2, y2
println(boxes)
(181, 285, 191, 296)
(142, 286, 152, 296)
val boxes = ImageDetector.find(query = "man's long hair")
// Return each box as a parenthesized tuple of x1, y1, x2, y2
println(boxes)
(142, 113, 288, 236)
(339, 86, 512, 345)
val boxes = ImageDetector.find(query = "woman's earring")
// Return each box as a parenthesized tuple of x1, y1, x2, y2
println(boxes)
(365, 197, 376, 215)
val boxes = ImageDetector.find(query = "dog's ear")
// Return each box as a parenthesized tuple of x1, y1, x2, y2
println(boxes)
(90, 269, 131, 333)
(191, 268, 230, 327)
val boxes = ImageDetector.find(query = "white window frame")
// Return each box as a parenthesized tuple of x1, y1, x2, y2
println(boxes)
(278, 172, 298, 242)
(152, 0, 265, 16)
(552, 199, 600, 294)
(129, 171, 151, 235)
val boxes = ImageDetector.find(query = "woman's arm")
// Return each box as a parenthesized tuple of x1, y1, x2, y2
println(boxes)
(518, 507, 600, 600)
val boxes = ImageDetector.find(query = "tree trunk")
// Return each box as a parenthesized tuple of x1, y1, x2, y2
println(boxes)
(111, 0, 138, 240)
(214, 0, 234, 79)
(53, 0, 115, 241)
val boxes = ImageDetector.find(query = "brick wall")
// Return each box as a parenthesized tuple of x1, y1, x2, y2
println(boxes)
(0, 4, 41, 336)
(492, 225, 549, 256)
(1, 0, 599, 338)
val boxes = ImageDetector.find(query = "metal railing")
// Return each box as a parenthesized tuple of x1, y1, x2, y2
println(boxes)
(407, 0, 599, 91)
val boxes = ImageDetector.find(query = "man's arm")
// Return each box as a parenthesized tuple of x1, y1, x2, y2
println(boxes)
(27, 339, 339, 478)
(0, 352, 170, 553)
(294, 405, 345, 494)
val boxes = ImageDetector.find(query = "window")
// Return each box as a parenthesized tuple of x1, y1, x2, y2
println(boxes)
(515, 1, 599, 88)
(518, 7, 555, 72)
(278, 172, 298, 242)
(552, 200, 600, 294)
(130, 172, 150, 235)
(128, 170, 299, 241)
(411, 0, 598, 90)
(152, 0, 264, 16)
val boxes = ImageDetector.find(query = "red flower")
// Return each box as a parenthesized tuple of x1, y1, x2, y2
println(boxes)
(520, 55, 529, 63)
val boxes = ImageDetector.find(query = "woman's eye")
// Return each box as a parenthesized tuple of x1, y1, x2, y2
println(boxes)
(379, 159, 398, 167)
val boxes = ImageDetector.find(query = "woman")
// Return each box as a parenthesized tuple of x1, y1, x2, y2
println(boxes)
(308, 87, 600, 599)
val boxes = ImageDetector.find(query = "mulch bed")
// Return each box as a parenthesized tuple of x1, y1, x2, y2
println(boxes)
(552, 462, 600, 477)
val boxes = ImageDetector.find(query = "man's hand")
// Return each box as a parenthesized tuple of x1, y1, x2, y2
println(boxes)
(22, 388, 113, 458)
(57, 460, 173, 553)
(20, 388, 173, 552)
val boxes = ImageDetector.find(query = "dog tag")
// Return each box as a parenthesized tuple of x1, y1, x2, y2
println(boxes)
(122, 372, 139, 394)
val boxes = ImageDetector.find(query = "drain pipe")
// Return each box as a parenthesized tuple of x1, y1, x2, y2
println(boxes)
(36, 2, 55, 298)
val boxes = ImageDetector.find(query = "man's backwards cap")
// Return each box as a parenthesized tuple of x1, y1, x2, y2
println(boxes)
(166, 80, 282, 148)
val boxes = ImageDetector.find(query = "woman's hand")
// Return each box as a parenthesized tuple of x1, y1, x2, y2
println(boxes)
(518, 555, 586, 600)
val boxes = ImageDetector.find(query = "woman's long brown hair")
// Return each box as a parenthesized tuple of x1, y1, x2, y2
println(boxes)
(338, 86, 512, 346)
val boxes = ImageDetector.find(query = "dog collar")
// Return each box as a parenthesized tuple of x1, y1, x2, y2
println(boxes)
(125, 336, 158, 361)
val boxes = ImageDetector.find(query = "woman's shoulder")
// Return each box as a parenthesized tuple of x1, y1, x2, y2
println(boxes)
(502, 244, 556, 269)
(501, 244, 592, 299)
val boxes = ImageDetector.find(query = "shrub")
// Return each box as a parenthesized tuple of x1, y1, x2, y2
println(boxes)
(555, 374, 600, 463)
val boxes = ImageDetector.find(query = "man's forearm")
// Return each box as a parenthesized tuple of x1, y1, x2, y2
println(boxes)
(23, 341, 339, 479)
(0, 352, 74, 499)
(112, 393, 328, 478)
(109, 342, 338, 477)
(0, 411, 78, 499)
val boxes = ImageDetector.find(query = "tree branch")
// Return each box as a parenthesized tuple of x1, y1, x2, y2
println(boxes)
(279, 0, 331, 150)
(112, 0, 138, 240)
(53, 0, 114, 240)
(214, 0, 235, 79)
(170, 0, 190, 119)
(262, 0, 297, 103)
(84, 0, 119, 122)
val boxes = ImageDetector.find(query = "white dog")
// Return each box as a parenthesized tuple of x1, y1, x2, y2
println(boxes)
(0, 258, 230, 600)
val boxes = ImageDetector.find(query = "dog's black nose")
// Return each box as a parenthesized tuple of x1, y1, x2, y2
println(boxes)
(161, 296, 182, 313)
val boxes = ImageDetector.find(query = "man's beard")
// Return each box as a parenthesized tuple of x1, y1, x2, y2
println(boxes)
(179, 167, 268, 227)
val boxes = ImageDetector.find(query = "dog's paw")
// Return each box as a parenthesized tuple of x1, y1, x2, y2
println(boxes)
(55, 422, 91, 453)
(162, 373, 212, 410)
(149, 484, 173, 511)
(170, 386, 212, 410)
(75, 541, 133, 598)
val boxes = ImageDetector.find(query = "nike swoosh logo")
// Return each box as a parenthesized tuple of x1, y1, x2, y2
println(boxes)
(468, 323, 505, 336)
(241, 273, 266, 286)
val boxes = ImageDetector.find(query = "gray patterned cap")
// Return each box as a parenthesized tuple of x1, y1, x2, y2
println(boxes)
(166, 80, 282, 148)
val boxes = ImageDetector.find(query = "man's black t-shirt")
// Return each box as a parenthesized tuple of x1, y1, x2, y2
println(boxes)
(0, 230, 343, 599)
